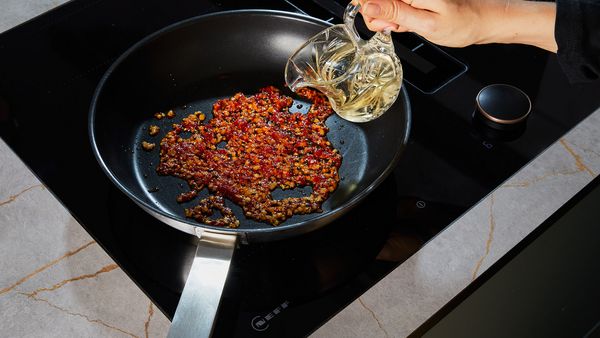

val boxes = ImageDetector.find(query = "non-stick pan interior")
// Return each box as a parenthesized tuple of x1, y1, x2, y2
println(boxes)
(90, 11, 410, 239)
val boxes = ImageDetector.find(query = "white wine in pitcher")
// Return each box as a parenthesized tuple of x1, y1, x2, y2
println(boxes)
(314, 41, 402, 122)
(285, 3, 402, 123)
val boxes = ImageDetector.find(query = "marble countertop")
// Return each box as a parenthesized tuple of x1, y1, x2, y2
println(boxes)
(1, 2, 599, 337)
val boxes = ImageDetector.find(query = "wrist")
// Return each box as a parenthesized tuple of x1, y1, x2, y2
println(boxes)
(480, 0, 558, 52)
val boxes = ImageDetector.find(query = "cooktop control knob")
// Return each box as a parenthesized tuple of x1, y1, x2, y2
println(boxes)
(475, 84, 531, 131)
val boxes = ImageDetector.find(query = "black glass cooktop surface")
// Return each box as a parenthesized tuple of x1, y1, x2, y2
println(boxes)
(1, 0, 600, 337)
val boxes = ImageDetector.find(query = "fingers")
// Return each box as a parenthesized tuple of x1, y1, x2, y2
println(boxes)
(360, 0, 438, 34)
(400, 0, 444, 11)
(367, 18, 410, 33)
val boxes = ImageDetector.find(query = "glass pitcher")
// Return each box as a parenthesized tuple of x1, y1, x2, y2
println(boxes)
(285, 2, 403, 123)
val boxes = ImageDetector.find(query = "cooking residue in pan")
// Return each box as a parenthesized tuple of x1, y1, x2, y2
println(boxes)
(156, 86, 342, 227)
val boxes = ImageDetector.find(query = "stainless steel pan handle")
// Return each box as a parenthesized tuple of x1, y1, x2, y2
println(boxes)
(167, 231, 237, 338)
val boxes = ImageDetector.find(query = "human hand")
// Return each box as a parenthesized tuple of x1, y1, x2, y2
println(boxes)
(355, 0, 558, 52)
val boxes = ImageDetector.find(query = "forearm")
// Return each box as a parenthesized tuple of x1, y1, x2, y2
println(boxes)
(484, 0, 558, 52)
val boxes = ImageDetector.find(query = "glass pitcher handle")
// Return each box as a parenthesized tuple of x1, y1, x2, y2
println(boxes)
(344, 2, 395, 53)
(343, 2, 362, 41)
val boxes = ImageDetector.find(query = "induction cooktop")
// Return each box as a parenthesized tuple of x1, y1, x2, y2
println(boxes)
(1, 0, 599, 336)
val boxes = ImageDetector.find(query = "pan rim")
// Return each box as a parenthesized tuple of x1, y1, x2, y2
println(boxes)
(88, 9, 412, 238)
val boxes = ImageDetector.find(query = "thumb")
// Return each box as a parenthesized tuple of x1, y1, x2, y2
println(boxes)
(362, 1, 387, 18)
(361, 0, 436, 34)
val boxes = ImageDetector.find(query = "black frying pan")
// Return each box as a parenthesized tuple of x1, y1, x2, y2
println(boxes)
(89, 10, 410, 337)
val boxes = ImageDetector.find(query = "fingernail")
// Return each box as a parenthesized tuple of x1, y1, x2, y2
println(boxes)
(363, 3, 381, 17)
